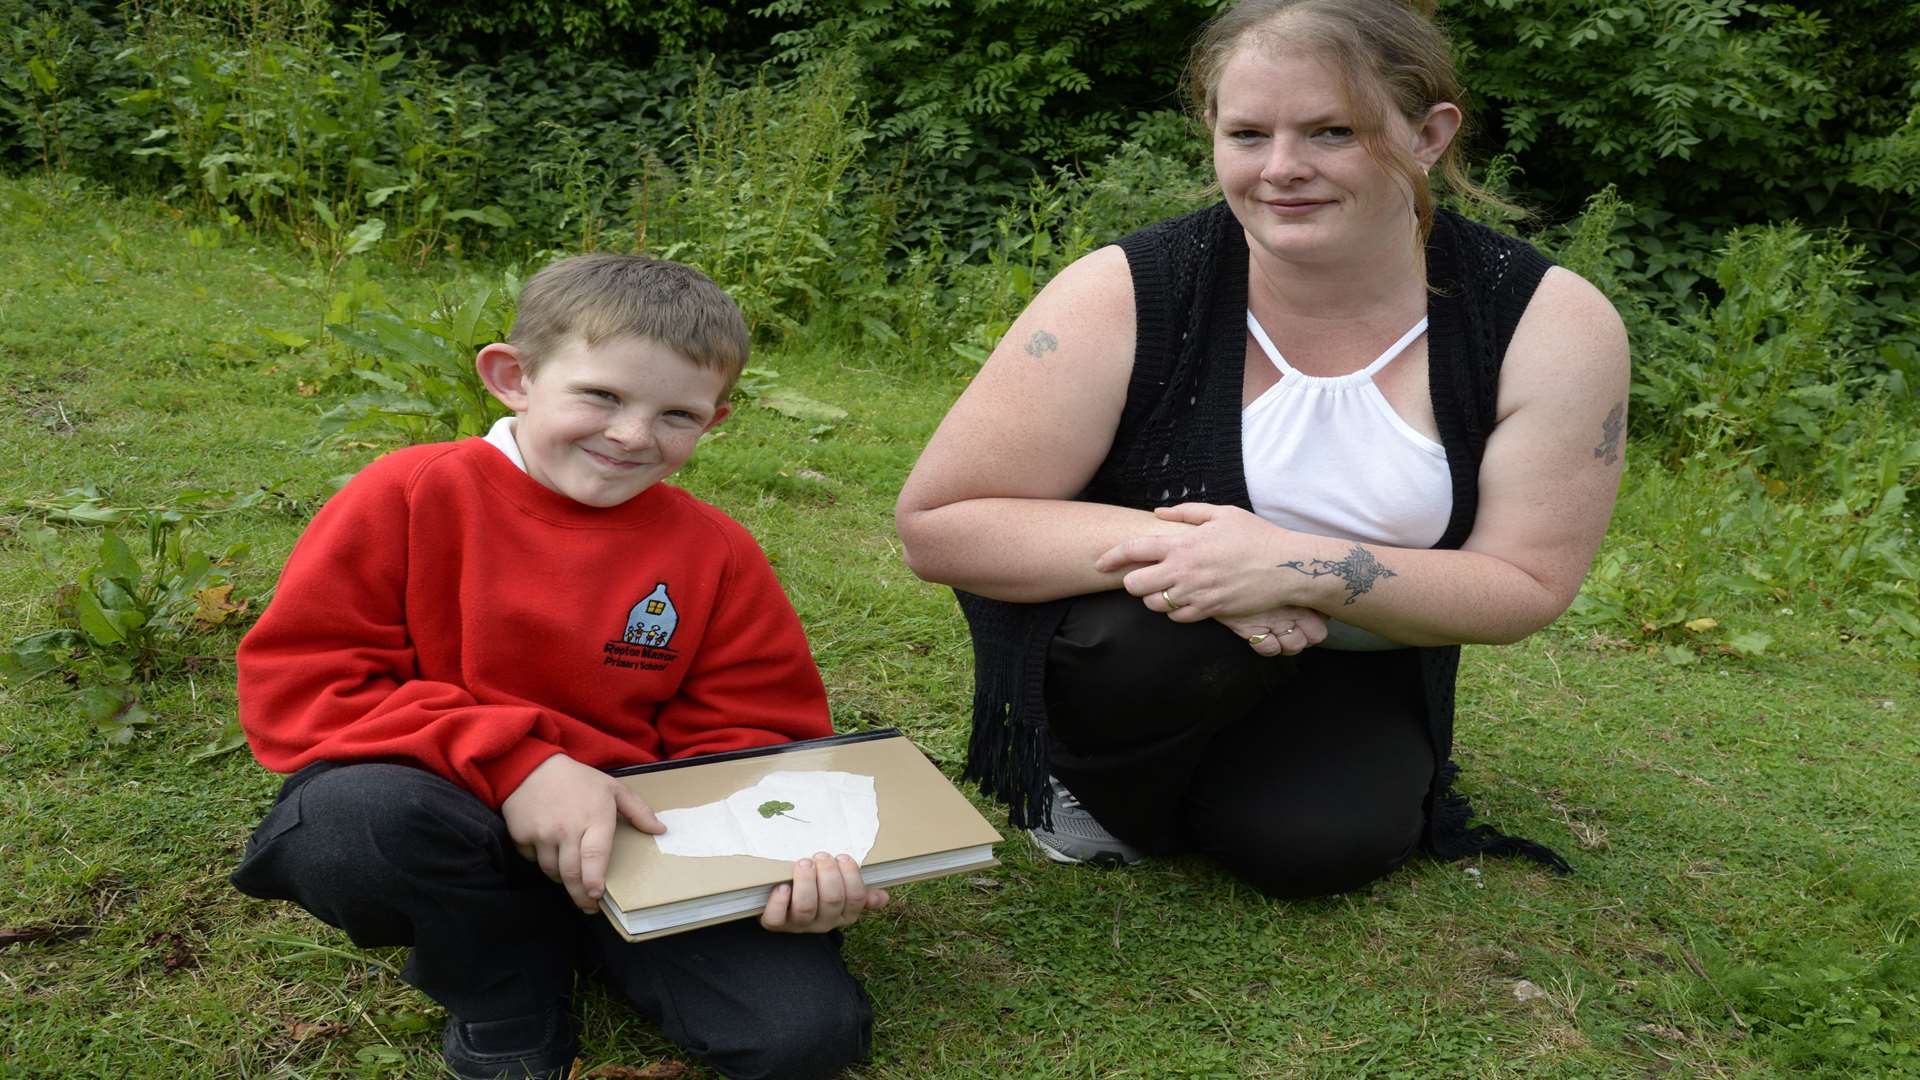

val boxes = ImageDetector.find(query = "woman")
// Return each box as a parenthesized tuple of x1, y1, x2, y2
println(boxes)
(895, 0, 1627, 897)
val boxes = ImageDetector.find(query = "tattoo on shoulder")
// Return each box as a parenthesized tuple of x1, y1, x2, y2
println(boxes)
(1593, 401, 1624, 465)
(1276, 544, 1397, 606)
(1024, 330, 1059, 359)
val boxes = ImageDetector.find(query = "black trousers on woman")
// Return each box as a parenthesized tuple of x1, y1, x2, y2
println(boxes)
(1043, 590, 1436, 899)
(230, 761, 872, 1080)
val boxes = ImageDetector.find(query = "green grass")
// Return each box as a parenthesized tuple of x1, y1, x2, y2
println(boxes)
(3, 174, 1916, 1079)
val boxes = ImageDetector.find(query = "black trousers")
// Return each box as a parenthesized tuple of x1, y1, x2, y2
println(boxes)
(231, 762, 872, 1080)
(1044, 590, 1436, 898)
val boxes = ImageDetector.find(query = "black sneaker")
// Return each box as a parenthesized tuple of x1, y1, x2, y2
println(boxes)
(441, 1007, 579, 1080)
(1027, 776, 1146, 867)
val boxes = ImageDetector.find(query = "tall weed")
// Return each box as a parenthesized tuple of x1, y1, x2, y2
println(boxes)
(652, 55, 868, 337)
(3, 520, 256, 744)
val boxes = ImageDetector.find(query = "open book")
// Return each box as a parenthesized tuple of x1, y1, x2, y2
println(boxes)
(600, 728, 1003, 941)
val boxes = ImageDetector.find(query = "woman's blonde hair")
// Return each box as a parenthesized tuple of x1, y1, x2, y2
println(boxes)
(1186, 0, 1515, 248)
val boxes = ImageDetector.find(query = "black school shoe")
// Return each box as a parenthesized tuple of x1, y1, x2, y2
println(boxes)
(441, 1007, 580, 1080)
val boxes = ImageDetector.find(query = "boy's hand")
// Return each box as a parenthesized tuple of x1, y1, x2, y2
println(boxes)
(760, 853, 890, 934)
(502, 754, 663, 913)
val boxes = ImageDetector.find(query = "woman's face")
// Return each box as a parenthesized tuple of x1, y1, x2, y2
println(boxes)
(1210, 45, 1441, 270)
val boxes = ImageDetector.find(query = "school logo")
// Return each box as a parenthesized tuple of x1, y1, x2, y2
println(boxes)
(624, 583, 678, 647)
(604, 582, 680, 672)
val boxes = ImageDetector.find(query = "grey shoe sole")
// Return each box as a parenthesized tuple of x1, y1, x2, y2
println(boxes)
(1027, 827, 1142, 868)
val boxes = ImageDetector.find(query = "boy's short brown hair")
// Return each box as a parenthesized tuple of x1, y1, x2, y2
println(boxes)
(510, 255, 750, 391)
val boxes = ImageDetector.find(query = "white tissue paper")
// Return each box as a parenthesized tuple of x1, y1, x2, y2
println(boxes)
(654, 770, 879, 863)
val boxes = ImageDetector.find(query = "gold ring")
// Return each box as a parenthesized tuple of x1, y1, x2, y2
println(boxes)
(1281, 622, 1298, 636)
(1162, 590, 1180, 610)
(1247, 633, 1269, 646)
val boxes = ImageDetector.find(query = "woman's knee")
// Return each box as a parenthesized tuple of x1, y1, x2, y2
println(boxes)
(1209, 815, 1422, 899)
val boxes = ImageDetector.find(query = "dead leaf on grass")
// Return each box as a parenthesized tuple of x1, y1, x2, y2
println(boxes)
(288, 1020, 351, 1041)
(1512, 978, 1547, 1003)
(0, 924, 92, 948)
(581, 1063, 695, 1079)
(143, 930, 199, 972)
(192, 584, 249, 628)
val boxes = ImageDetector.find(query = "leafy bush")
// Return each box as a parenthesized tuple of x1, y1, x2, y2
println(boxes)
(1634, 223, 1880, 476)
(0, 0, 153, 179)
(118, 4, 513, 262)
(1445, 0, 1919, 215)
(317, 276, 517, 446)
(362, 0, 756, 53)
(448, 49, 726, 254)
(1556, 195, 1919, 653)
(756, 0, 1219, 251)
(761, 0, 1213, 164)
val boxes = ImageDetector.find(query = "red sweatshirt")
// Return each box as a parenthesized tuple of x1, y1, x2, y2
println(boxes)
(237, 438, 831, 807)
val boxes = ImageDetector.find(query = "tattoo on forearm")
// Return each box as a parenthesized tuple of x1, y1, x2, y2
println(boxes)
(1593, 401, 1624, 465)
(1024, 330, 1059, 359)
(1277, 544, 1397, 606)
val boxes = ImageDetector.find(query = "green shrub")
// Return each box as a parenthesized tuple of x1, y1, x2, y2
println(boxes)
(317, 276, 516, 447)
(1632, 223, 1878, 475)
(363, 0, 755, 53)
(117, 4, 513, 261)
(760, 0, 1213, 163)
(0, 0, 153, 180)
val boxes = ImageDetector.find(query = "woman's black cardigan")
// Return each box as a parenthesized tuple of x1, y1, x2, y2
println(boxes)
(955, 202, 1571, 871)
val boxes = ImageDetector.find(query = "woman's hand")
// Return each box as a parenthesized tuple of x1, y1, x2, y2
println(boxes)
(1095, 503, 1303, 621)
(1215, 607, 1329, 657)
(760, 853, 890, 934)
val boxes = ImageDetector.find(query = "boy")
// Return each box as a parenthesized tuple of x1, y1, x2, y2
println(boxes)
(231, 255, 886, 1080)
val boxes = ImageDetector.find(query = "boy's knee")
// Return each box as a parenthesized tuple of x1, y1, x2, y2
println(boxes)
(305, 763, 493, 846)
(719, 985, 871, 1080)
(237, 763, 505, 898)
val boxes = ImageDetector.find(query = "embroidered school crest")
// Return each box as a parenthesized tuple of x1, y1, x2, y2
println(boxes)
(603, 583, 681, 671)
(624, 583, 678, 647)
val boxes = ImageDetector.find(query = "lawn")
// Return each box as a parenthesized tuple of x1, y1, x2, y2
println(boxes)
(3, 175, 1915, 1079)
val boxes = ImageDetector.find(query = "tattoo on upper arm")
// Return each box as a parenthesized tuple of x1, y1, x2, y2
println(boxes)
(1593, 401, 1624, 465)
(1277, 544, 1397, 606)
(1024, 330, 1059, 359)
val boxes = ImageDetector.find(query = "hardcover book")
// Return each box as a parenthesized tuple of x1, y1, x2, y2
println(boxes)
(600, 728, 1002, 941)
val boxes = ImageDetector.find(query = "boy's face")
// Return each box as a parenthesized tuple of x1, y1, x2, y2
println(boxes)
(490, 335, 732, 508)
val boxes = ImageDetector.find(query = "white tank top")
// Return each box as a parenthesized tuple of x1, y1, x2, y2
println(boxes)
(1241, 311, 1451, 650)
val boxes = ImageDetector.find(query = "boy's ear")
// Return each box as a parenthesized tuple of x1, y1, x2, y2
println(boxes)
(704, 402, 732, 431)
(475, 343, 532, 411)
